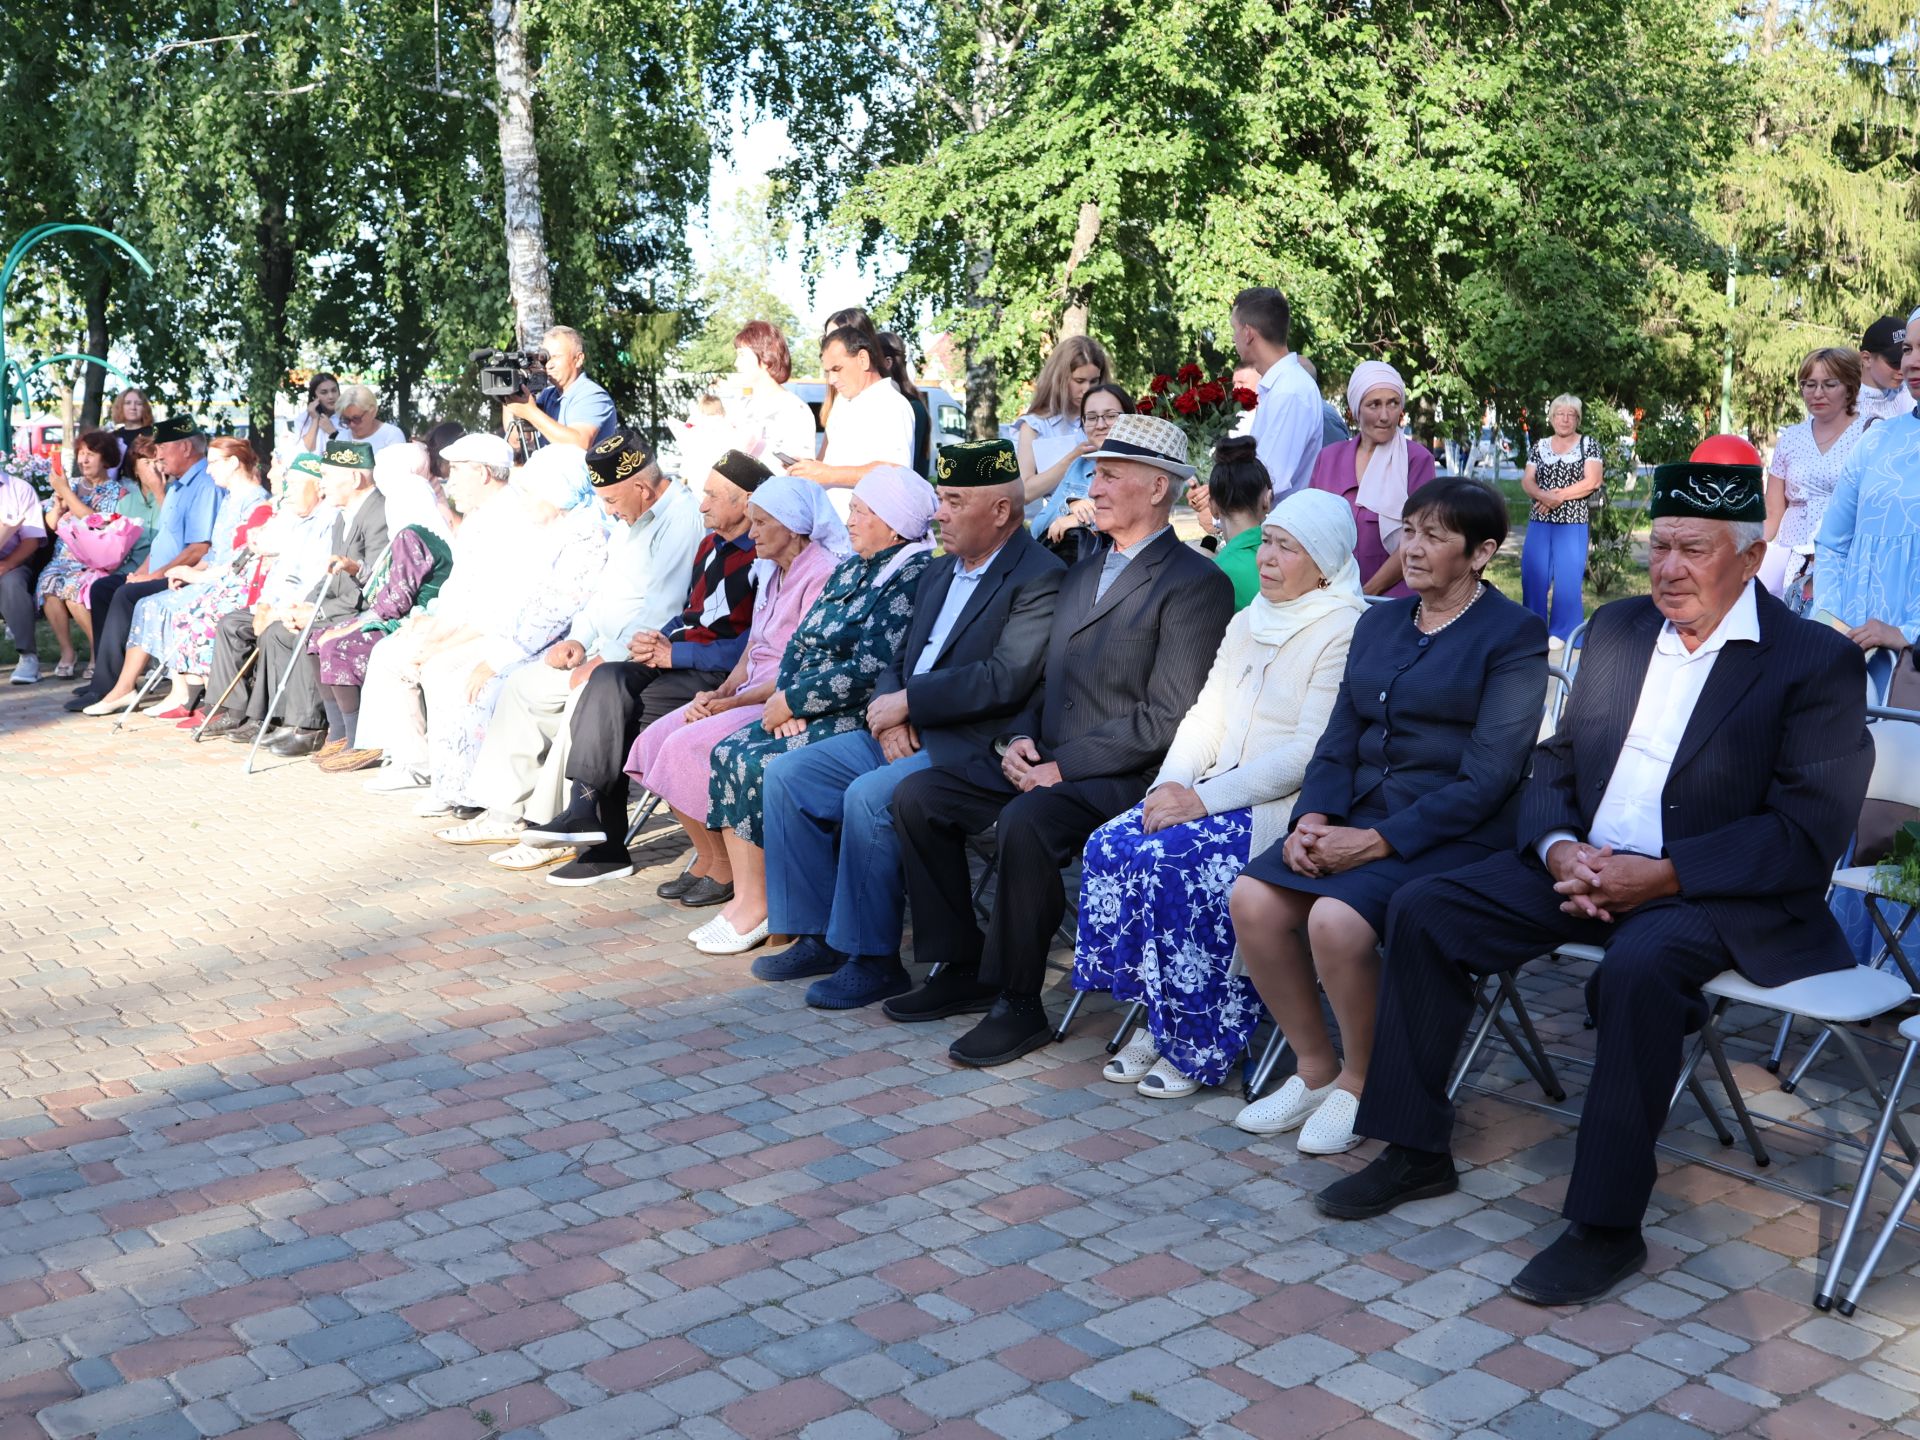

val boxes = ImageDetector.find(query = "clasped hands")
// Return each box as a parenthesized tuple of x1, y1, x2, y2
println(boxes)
(866, 690, 920, 762)
(1545, 840, 1678, 923)
(760, 688, 805, 740)
(1000, 737, 1062, 792)
(1282, 813, 1390, 877)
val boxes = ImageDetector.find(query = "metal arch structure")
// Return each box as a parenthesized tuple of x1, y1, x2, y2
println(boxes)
(0, 224, 154, 453)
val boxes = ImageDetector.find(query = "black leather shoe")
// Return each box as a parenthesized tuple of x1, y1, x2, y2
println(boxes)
(949, 996, 1052, 1068)
(882, 965, 997, 1023)
(1509, 1224, 1648, 1306)
(268, 726, 328, 757)
(225, 720, 265, 744)
(523, 793, 607, 848)
(62, 692, 102, 713)
(198, 708, 249, 739)
(676, 876, 734, 908)
(1314, 1144, 1459, 1220)
(656, 868, 700, 901)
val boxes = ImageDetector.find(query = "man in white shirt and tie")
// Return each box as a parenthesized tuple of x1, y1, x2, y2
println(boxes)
(1231, 286, 1323, 498)
(1312, 436, 1874, 1309)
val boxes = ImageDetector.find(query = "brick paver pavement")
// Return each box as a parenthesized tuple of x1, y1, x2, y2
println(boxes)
(5, 681, 1920, 1440)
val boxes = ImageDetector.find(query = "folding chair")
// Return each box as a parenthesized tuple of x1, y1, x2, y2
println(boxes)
(1834, 1012, 1920, 1315)
(1764, 709, 1920, 1087)
(623, 791, 664, 847)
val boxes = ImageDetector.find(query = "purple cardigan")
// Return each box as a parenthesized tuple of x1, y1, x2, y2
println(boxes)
(1307, 437, 1437, 598)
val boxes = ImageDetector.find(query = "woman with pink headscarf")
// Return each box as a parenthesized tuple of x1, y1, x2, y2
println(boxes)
(1308, 361, 1437, 597)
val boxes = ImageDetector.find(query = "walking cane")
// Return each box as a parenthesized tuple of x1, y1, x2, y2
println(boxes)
(192, 649, 258, 743)
(244, 569, 341, 775)
(110, 661, 172, 735)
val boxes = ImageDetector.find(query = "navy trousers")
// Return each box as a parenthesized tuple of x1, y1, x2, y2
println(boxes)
(1362, 850, 1731, 1228)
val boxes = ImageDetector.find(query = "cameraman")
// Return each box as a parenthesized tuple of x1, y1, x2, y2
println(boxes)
(502, 325, 618, 452)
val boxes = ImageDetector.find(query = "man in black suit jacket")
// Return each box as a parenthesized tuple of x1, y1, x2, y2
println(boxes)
(1315, 443, 1874, 1307)
(758, 440, 1065, 1010)
(886, 415, 1236, 1067)
(207, 439, 391, 756)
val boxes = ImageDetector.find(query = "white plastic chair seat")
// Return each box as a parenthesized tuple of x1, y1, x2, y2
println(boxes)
(1556, 943, 1606, 963)
(1901, 1014, 1920, 1044)
(1703, 965, 1911, 1024)
(1832, 866, 1897, 897)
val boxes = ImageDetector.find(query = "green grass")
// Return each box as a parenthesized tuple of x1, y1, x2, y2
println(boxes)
(1484, 479, 1650, 618)
(0, 618, 92, 668)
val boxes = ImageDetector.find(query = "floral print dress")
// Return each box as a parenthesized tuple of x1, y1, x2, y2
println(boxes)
(35, 477, 128, 602)
(707, 544, 931, 845)
(1073, 806, 1259, 1085)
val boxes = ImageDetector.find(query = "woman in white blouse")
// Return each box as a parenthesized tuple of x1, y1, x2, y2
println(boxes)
(728, 321, 819, 470)
(1069, 488, 1364, 1099)
(1764, 345, 1867, 602)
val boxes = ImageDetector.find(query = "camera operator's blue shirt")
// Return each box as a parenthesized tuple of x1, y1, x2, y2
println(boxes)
(536, 375, 618, 448)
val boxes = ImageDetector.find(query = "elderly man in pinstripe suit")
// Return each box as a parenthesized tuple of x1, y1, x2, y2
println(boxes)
(1316, 440, 1874, 1308)
(885, 415, 1236, 1069)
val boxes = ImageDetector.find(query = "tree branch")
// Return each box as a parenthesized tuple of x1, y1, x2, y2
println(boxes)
(147, 31, 258, 60)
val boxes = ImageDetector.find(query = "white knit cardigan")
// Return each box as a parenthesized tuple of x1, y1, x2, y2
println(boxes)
(1151, 604, 1359, 856)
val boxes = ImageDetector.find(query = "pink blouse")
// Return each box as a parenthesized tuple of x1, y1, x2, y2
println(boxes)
(1307, 437, 1437, 598)
(743, 541, 839, 687)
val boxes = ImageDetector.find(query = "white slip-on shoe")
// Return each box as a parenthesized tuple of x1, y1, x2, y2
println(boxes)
(1296, 1087, 1364, 1155)
(1103, 1033, 1160, 1084)
(1136, 1057, 1201, 1099)
(413, 794, 457, 819)
(693, 915, 771, 956)
(436, 815, 526, 846)
(488, 841, 574, 872)
(1233, 1074, 1339, 1135)
(365, 765, 429, 794)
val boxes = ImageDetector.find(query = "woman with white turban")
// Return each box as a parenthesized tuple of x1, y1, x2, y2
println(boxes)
(693, 466, 938, 954)
(1307, 360, 1437, 598)
(1074, 488, 1365, 1100)
(415, 444, 608, 816)
(623, 474, 847, 894)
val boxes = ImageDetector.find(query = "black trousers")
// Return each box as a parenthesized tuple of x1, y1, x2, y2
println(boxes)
(207, 608, 260, 717)
(206, 610, 325, 728)
(78, 576, 167, 698)
(892, 766, 1144, 997)
(1364, 850, 1732, 1228)
(565, 662, 724, 803)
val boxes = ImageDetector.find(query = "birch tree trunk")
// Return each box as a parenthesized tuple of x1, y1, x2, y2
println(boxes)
(489, 0, 553, 347)
(1056, 201, 1101, 339)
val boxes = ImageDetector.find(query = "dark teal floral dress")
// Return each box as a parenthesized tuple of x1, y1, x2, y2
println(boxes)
(708, 543, 931, 844)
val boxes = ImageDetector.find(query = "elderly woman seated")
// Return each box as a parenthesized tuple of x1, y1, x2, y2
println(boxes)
(689, 467, 938, 956)
(81, 437, 269, 716)
(309, 443, 456, 764)
(36, 429, 130, 679)
(1226, 478, 1546, 1153)
(1074, 489, 1363, 1099)
(624, 475, 845, 900)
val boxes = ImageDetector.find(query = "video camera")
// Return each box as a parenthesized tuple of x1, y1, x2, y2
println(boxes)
(469, 346, 549, 401)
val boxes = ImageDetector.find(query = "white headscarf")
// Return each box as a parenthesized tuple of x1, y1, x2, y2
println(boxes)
(1248, 487, 1365, 649)
(1346, 360, 1412, 555)
(854, 465, 938, 587)
(373, 442, 453, 545)
(511, 443, 595, 514)
(747, 474, 850, 586)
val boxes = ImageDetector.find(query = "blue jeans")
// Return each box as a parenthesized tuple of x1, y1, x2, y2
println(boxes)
(763, 730, 932, 957)
(1520, 519, 1588, 642)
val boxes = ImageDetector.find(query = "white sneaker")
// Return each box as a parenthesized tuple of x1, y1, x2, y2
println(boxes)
(1136, 1057, 1201, 1099)
(1234, 1074, 1339, 1135)
(413, 794, 462, 819)
(1103, 1033, 1160, 1083)
(436, 815, 525, 846)
(487, 841, 575, 872)
(9, 654, 41, 684)
(691, 914, 770, 956)
(365, 765, 428, 794)
(1296, 1087, 1364, 1155)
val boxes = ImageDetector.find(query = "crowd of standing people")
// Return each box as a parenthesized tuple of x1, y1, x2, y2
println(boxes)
(4, 293, 1919, 1312)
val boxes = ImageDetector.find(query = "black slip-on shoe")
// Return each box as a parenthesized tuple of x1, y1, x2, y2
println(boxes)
(1313, 1144, 1459, 1220)
(1508, 1224, 1648, 1307)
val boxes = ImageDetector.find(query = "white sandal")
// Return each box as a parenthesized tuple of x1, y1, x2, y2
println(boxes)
(1136, 1057, 1201, 1099)
(487, 841, 574, 872)
(692, 915, 770, 956)
(1103, 1034, 1159, 1083)
(1233, 1074, 1338, 1135)
(1296, 1087, 1364, 1155)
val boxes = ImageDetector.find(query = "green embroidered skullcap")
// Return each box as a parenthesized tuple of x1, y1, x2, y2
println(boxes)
(933, 438, 1020, 487)
(319, 439, 376, 472)
(152, 413, 203, 443)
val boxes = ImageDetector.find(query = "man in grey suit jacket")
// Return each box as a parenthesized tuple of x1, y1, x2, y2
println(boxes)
(886, 415, 1236, 1067)
(210, 439, 391, 755)
(757, 440, 1066, 1010)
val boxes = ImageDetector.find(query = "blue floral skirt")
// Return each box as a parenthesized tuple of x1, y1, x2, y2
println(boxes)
(1071, 803, 1260, 1086)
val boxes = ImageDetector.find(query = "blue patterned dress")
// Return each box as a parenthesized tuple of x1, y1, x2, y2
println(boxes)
(1073, 805, 1259, 1085)
(708, 544, 930, 845)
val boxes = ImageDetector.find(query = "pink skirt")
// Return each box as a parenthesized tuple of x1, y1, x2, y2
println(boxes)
(625, 701, 765, 818)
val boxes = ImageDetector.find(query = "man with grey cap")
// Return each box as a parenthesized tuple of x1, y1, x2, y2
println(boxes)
(886, 414, 1235, 1067)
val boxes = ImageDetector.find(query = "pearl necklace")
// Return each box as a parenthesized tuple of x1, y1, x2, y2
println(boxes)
(1414, 580, 1485, 636)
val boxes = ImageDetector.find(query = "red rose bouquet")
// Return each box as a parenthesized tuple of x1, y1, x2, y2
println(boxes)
(1134, 363, 1258, 483)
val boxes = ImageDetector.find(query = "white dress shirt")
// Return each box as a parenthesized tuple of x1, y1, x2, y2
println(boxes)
(1538, 581, 1761, 862)
(567, 482, 704, 661)
(1251, 353, 1324, 498)
(822, 377, 915, 518)
(911, 538, 1009, 676)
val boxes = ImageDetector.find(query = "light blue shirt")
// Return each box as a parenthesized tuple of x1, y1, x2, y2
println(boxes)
(568, 481, 705, 660)
(1816, 410, 1920, 646)
(912, 538, 1009, 676)
(1030, 456, 1094, 539)
(1094, 525, 1169, 603)
(537, 375, 618, 448)
(147, 459, 218, 572)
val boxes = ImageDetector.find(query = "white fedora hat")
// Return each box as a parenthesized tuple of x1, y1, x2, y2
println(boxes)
(1084, 413, 1196, 479)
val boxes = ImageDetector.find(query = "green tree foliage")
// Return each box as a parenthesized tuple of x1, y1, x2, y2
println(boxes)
(678, 180, 802, 382)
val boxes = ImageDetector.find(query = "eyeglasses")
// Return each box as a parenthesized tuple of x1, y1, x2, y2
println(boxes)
(1798, 380, 1846, 393)
(339, 410, 366, 424)
(1083, 411, 1123, 427)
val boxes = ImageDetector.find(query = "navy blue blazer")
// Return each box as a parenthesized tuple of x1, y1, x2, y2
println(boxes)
(1519, 587, 1873, 986)
(875, 528, 1065, 772)
(1297, 585, 1548, 859)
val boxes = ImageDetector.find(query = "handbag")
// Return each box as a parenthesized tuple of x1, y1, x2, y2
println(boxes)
(58, 511, 143, 572)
